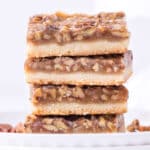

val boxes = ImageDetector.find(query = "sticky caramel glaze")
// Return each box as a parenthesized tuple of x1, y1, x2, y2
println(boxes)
(31, 85, 128, 104)
(27, 12, 129, 43)
(25, 51, 132, 74)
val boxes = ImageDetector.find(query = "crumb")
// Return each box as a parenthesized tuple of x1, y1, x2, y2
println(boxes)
(0, 124, 14, 132)
(127, 119, 150, 132)
(0, 123, 24, 133)
(14, 123, 24, 133)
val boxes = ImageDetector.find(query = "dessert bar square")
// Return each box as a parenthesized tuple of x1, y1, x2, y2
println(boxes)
(24, 114, 125, 133)
(31, 85, 128, 115)
(27, 12, 129, 57)
(25, 51, 132, 85)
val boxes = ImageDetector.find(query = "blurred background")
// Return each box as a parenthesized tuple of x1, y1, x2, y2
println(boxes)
(0, 0, 149, 113)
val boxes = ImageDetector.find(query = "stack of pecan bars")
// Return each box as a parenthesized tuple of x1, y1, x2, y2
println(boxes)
(24, 12, 132, 133)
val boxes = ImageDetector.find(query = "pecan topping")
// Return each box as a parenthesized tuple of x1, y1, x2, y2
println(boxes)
(27, 12, 129, 43)
(31, 85, 128, 104)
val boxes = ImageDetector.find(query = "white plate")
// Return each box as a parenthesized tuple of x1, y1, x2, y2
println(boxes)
(0, 111, 150, 147)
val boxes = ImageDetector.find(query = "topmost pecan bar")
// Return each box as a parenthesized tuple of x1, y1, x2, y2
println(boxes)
(27, 11, 129, 43)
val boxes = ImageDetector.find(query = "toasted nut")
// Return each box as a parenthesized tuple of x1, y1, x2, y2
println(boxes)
(111, 31, 127, 37)
(72, 123, 78, 128)
(127, 119, 139, 132)
(98, 26, 105, 32)
(42, 118, 53, 124)
(139, 126, 150, 132)
(32, 16, 42, 23)
(62, 32, 71, 42)
(106, 67, 112, 73)
(102, 88, 110, 94)
(64, 58, 74, 66)
(66, 66, 70, 72)
(113, 66, 119, 72)
(27, 32, 34, 40)
(101, 94, 108, 101)
(127, 119, 150, 132)
(54, 33, 62, 43)
(43, 20, 52, 25)
(54, 120, 68, 130)
(92, 63, 99, 72)
(83, 120, 92, 128)
(49, 88, 56, 99)
(45, 65, 51, 70)
(112, 24, 122, 30)
(58, 88, 66, 97)
(68, 97, 74, 102)
(54, 64, 63, 71)
(65, 90, 72, 97)
(57, 97, 62, 102)
(75, 35, 83, 40)
(0, 124, 13, 132)
(107, 122, 116, 131)
(54, 57, 61, 64)
(43, 124, 58, 132)
(61, 26, 69, 32)
(111, 95, 119, 100)
(34, 32, 42, 40)
(80, 58, 88, 66)
(26, 115, 37, 124)
(99, 117, 106, 128)
(31, 62, 38, 69)
(73, 87, 85, 98)
(25, 127, 32, 133)
(43, 34, 51, 40)
(55, 11, 68, 19)
(72, 64, 79, 71)
(107, 60, 114, 65)
(113, 90, 119, 94)
(35, 88, 42, 97)
(83, 28, 95, 37)
(15, 123, 24, 133)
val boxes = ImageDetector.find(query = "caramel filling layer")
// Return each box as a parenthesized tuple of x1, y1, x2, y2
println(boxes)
(31, 85, 128, 104)
(25, 51, 132, 73)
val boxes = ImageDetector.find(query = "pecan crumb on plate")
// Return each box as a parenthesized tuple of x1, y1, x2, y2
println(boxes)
(127, 119, 150, 132)
(0, 123, 24, 133)
(0, 124, 14, 132)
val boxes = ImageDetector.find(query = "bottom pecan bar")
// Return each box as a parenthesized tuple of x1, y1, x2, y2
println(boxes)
(24, 114, 124, 133)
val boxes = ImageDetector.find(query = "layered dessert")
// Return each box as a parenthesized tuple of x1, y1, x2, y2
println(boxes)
(23, 11, 132, 134)
(31, 85, 128, 115)
(24, 114, 124, 133)
(25, 51, 132, 85)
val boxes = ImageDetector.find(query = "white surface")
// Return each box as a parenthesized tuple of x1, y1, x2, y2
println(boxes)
(0, 132, 150, 147)
(0, 146, 150, 150)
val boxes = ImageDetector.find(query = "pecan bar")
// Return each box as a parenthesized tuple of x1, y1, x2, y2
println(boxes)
(24, 114, 125, 133)
(27, 12, 129, 57)
(31, 85, 128, 115)
(25, 51, 132, 86)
